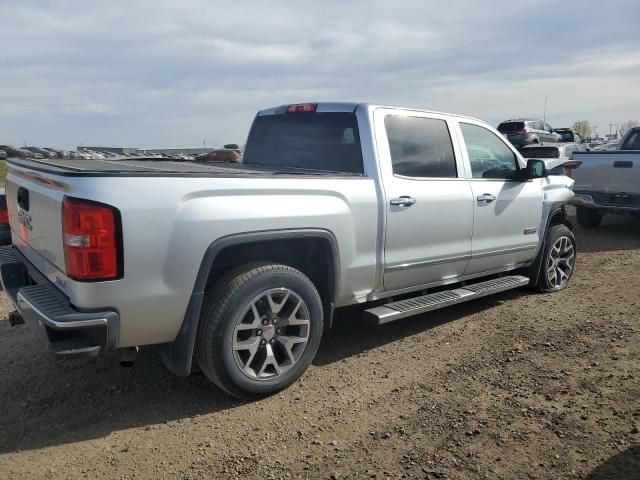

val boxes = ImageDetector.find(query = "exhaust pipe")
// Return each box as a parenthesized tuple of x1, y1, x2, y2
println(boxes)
(8, 311, 24, 327)
(119, 346, 139, 367)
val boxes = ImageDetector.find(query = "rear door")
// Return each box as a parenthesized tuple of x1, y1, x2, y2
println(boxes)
(375, 109, 474, 291)
(456, 121, 543, 275)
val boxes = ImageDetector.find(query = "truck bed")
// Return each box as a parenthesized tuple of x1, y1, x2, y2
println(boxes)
(6, 157, 361, 177)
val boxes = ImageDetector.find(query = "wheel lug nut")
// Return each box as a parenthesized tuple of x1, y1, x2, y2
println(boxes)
(276, 328, 281, 335)
(272, 318, 278, 324)
(270, 339, 275, 344)
(256, 330, 262, 336)
(262, 319, 268, 326)
(260, 339, 266, 345)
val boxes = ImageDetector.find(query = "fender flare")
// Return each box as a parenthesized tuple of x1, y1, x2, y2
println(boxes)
(530, 207, 572, 285)
(162, 228, 340, 376)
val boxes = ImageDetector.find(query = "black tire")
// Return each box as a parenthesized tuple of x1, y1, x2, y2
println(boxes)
(533, 224, 576, 293)
(576, 206, 603, 228)
(195, 263, 323, 399)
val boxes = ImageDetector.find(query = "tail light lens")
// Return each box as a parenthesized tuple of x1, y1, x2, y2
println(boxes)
(62, 197, 122, 281)
(563, 166, 572, 177)
(0, 197, 8, 225)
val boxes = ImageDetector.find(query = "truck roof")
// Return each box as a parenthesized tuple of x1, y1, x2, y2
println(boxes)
(257, 102, 486, 125)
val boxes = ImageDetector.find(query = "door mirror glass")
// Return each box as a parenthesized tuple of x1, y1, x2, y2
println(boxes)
(521, 158, 547, 180)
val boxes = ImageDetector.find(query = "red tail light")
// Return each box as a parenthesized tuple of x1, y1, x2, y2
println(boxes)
(62, 197, 122, 281)
(285, 103, 318, 113)
(563, 166, 572, 177)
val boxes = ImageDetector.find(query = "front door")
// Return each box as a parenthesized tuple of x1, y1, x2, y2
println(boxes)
(376, 110, 474, 291)
(457, 122, 543, 275)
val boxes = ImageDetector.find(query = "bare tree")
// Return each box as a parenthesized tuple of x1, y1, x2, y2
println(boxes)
(619, 120, 639, 136)
(572, 120, 592, 140)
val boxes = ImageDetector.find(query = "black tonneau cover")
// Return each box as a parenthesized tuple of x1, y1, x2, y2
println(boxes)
(6, 157, 362, 177)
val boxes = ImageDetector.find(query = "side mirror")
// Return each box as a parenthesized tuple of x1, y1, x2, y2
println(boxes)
(519, 158, 547, 180)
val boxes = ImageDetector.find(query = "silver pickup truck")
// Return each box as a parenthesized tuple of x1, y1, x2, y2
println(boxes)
(0, 102, 576, 398)
(571, 127, 640, 228)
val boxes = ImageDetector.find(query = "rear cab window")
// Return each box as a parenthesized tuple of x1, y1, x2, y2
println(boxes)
(242, 111, 364, 174)
(384, 115, 457, 178)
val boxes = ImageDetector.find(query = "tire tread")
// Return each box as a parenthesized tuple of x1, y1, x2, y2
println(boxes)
(195, 263, 321, 398)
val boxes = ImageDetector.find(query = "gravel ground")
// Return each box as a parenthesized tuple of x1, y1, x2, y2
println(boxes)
(0, 210, 639, 480)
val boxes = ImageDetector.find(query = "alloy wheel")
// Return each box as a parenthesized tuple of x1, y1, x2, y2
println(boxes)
(547, 236, 575, 288)
(232, 288, 310, 380)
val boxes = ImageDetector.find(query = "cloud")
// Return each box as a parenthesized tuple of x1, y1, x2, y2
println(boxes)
(0, 0, 638, 148)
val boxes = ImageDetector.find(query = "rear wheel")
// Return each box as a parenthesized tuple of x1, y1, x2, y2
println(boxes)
(195, 263, 323, 399)
(576, 206, 603, 228)
(533, 224, 576, 292)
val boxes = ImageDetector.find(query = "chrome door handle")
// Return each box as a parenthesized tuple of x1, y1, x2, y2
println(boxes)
(476, 194, 496, 203)
(390, 196, 417, 207)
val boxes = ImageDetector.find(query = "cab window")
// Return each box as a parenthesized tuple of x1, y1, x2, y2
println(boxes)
(460, 123, 519, 179)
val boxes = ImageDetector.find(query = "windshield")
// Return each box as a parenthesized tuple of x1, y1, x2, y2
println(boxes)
(242, 112, 364, 174)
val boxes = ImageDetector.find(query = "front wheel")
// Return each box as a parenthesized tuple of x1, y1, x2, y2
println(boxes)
(533, 224, 576, 292)
(195, 263, 323, 399)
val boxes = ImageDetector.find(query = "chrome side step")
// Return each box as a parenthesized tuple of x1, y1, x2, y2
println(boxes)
(364, 275, 529, 325)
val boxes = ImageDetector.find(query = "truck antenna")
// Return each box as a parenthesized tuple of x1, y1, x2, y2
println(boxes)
(542, 94, 548, 146)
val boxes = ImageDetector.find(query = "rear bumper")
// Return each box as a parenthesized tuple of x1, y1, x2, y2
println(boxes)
(0, 245, 119, 358)
(571, 191, 640, 212)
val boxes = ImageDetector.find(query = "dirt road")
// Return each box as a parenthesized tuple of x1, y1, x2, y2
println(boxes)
(1, 211, 639, 479)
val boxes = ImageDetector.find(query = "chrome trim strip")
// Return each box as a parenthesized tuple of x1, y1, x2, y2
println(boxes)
(471, 244, 538, 259)
(385, 254, 471, 272)
(385, 245, 536, 273)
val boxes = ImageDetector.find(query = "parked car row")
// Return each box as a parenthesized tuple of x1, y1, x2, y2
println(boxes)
(496, 118, 593, 152)
(497, 118, 562, 146)
(0, 146, 200, 161)
(0, 145, 251, 163)
(194, 144, 242, 163)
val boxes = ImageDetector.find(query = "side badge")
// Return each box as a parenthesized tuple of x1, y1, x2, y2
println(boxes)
(524, 227, 538, 235)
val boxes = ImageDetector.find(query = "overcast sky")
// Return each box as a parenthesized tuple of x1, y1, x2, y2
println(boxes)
(1, 0, 639, 149)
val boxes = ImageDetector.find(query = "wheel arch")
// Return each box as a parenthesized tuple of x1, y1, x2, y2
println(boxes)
(162, 228, 340, 376)
(529, 207, 572, 286)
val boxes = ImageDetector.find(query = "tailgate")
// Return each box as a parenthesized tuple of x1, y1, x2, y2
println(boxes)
(571, 152, 640, 195)
(6, 167, 66, 276)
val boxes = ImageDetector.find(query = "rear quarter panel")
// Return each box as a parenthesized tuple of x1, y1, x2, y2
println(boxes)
(11, 174, 379, 348)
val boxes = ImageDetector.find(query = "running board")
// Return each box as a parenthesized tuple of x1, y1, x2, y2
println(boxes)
(364, 275, 529, 325)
